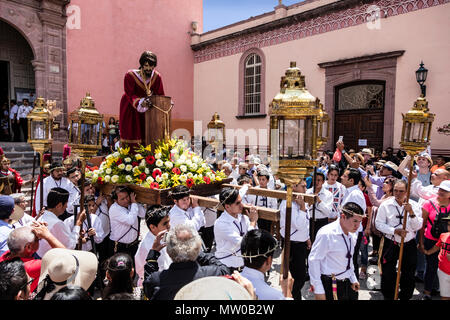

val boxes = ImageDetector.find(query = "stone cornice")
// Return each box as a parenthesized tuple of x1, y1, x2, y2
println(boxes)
(192, 0, 449, 64)
(318, 50, 405, 68)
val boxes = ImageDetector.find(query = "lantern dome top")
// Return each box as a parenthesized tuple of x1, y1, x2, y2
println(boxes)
(403, 95, 434, 123)
(27, 97, 52, 120)
(70, 93, 103, 122)
(207, 112, 225, 128)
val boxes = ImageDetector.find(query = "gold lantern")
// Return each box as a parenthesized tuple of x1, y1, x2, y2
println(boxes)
(68, 93, 103, 160)
(269, 62, 328, 279)
(27, 97, 54, 211)
(207, 112, 225, 158)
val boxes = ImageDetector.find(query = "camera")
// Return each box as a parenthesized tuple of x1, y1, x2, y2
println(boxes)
(160, 231, 168, 245)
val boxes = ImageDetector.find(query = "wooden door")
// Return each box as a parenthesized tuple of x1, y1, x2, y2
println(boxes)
(334, 81, 385, 153)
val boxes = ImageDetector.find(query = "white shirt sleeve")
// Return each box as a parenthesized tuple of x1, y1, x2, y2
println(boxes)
(50, 220, 81, 250)
(308, 232, 329, 295)
(112, 203, 140, 226)
(317, 190, 333, 218)
(375, 202, 395, 236)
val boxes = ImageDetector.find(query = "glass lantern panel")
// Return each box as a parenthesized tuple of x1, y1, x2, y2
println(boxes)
(31, 121, 46, 140)
(81, 123, 96, 145)
(404, 122, 412, 142)
(71, 122, 79, 144)
(411, 122, 425, 143)
(279, 119, 306, 159)
(304, 118, 312, 159)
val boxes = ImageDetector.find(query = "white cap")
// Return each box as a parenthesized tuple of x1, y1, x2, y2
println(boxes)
(439, 180, 450, 192)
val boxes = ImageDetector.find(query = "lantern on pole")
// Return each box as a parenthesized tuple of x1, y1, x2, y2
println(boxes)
(269, 62, 327, 279)
(207, 112, 225, 160)
(317, 102, 330, 150)
(68, 93, 103, 247)
(394, 92, 434, 300)
(27, 97, 54, 212)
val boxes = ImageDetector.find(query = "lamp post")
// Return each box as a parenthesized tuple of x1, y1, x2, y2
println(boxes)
(394, 92, 435, 300)
(27, 97, 54, 213)
(207, 112, 225, 161)
(68, 93, 103, 245)
(269, 62, 327, 279)
(415, 61, 428, 97)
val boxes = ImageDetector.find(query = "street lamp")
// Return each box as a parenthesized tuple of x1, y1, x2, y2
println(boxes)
(394, 92, 435, 300)
(415, 61, 428, 97)
(27, 97, 54, 211)
(68, 93, 103, 239)
(269, 61, 326, 279)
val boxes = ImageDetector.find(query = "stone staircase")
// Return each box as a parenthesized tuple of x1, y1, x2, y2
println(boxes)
(1, 142, 62, 211)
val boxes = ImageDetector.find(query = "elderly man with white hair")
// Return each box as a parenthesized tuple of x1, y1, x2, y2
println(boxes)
(143, 223, 231, 300)
(9, 193, 35, 229)
(222, 162, 238, 185)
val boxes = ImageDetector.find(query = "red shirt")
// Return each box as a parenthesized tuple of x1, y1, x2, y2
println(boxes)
(0, 251, 42, 292)
(436, 232, 450, 275)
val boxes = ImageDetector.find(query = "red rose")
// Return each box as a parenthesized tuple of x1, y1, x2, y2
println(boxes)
(116, 158, 123, 165)
(146, 155, 155, 165)
(97, 177, 104, 185)
(139, 173, 146, 181)
(132, 161, 139, 167)
(186, 178, 195, 188)
(172, 167, 181, 175)
(203, 176, 211, 184)
(152, 169, 162, 179)
(150, 182, 160, 189)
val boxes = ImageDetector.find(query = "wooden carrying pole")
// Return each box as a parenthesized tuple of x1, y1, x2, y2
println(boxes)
(282, 185, 293, 279)
(29, 152, 37, 215)
(76, 160, 86, 250)
(394, 155, 414, 300)
(310, 167, 318, 243)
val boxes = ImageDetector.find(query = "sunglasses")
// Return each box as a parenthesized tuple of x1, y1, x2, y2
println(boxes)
(20, 277, 34, 291)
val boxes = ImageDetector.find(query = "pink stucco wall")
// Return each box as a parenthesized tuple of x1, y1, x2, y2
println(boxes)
(193, 2, 450, 153)
(66, 0, 203, 122)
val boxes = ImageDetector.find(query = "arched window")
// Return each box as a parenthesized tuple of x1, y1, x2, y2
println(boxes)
(238, 48, 266, 118)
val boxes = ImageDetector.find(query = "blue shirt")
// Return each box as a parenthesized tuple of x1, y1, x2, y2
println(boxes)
(0, 220, 13, 255)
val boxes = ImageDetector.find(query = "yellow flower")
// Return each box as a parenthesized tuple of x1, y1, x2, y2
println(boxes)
(145, 145, 152, 152)
(197, 168, 204, 174)
(135, 154, 143, 161)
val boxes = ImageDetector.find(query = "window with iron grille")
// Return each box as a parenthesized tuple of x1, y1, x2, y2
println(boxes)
(244, 53, 262, 115)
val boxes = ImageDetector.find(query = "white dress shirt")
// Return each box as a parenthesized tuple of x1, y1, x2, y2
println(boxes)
(12, 212, 35, 229)
(17, 105, 33, 119)
(37, 210, 81, 258)
(66, 182, 81, 214)
(306, 187, 333, 220)
(375, 197, 422, 243)
(0, 220, 13, 255)
(342, 185, 367, 233)
(109, 202, 145, 244)
(135, 231, 172, 286)
(34, 176, 73, 212)
(214, 210, 257, 268)
(96, 199, 111, 236)
(411, 179, 438, 204)
(279, 200, 310, 242)
(245, 187, 278, 210)
(240, 267, 285, 300)
(169, 204, 205, 231)
(323, 181, 346, 219)
(64, 213, 105, 251)
(308, 219, 358, 295)
(9, 105, 18, 120)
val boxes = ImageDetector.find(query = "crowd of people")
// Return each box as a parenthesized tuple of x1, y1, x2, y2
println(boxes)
(0, 140, 449, 301)
(1, 99, 34, 142)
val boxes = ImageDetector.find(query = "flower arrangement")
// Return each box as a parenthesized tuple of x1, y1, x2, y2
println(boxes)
(87, 138, 227, 190)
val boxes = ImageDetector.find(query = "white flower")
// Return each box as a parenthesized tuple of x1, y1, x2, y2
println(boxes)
(118, 163, 125, 170)
(106, 168, 112, 175)
(192, 156, 200, 164)
(145, 168, 150, 175)
(146, 176, 154, 184)
(180, 165, 187, 173)
(189, 163, 198, 171)
(111, 175, 119, 183)
(161, 173, 169, 181)
(104, 175, 111, 183)
(155, 153, 162, 160)
(140, 159, 146, 167)
(179, 174, 187, 182)
(125, 164, 132, 171)
(106, 154, 113, 160)
(180, 155, 187, 162)
(165, 161, 173, 169)
(156, 159, 163, 167)
(156, 176, 163, 183)
(113, 152, 120, 158)
(175, 159, 184, 166)
(187, 172, 193, 179)
(92, 173, 98, 181)
(170, 148, 178, 154)
(133, 166, 140, 173)
(185, 159, 193, 167)
(125, 157, 132, 163)
(126, 175, 133, 182)
(202, 163, 208, 170)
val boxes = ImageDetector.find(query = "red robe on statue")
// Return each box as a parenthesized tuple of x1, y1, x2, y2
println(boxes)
(119, 69, 165, 151)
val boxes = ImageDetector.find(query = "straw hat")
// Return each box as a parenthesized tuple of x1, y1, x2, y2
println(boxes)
(361, 148, 374, 158)
(174, 276, 252, 300)
(382, 161, 399, 173)
(36, 248, 98, 300)
(414, 152, 433, 166)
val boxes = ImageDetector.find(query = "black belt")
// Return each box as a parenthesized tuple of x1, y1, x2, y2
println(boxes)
(321, 275, 350, 283)
(314, 217, 328, 222)
(384, 236, 416, 247)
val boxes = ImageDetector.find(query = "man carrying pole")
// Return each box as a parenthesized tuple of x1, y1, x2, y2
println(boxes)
(375, 179, 422, 300)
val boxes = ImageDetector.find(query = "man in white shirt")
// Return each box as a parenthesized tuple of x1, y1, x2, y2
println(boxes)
(375, 179, 422, 300)
(308, 201, 364, 300)
(222, 162, 238, 185)
(9, 100, 20, 142)
(168, 185, 205, 231)
(36, 187, 86, 258)
(109, 186, 145, 260)
(214, 187, 258, 271)
(307, 171, 333, 241)
(17, 99, 33, 142)
(410, 168, 449, 206)
(245, 170, 278, 233)
(279, 179, 311, 300)
(34, 162, 73, 215)
(65, 166, 81, 216)
(135, 205, 172, 287)
(240, 229, 290, 300)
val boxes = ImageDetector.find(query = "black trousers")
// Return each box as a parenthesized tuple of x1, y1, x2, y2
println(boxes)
(353, 232, 363, 278)
(380, 237, 417, 300)
(310, 217, 328, 241)
(258, 218, 272, 233)
(199, 226, 214, 252)
(114, 239, 140, 268)
(12, 121, 21, 142)
(320, 275, 358, 300)
(288, 240, 308, 300)
(424, 237, 439, 293)
(19, 118, 27, 141)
